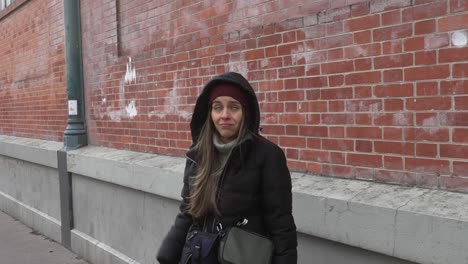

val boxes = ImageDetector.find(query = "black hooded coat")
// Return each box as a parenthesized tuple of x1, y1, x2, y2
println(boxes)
(157, 72, 297, 264)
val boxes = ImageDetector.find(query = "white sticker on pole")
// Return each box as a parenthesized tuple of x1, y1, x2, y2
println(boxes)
(68, 100, 78, 115)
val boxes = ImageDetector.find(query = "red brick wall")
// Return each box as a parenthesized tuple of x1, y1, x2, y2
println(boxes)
(2, 0, 467, 192)
(0, 0, 66, 141)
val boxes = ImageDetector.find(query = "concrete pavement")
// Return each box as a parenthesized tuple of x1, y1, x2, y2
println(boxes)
(0, 210, 89, 264)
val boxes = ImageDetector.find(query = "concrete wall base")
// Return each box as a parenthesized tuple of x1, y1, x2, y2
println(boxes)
(0, 190, 61, 243)
(1, 135, 466, 264)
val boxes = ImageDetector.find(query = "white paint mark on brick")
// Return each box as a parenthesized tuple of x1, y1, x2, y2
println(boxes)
(102, 98, 107, 103)
(451, 31, 467, 47)
(124, 57, 136, 84)
(424, 35, 449, 50)
(291, 47, 305, 65)
(126, 100, 137, 118)
(148, 74, 192, 120)
(392, 112, 410, 126)
(227, 55, 248, 78)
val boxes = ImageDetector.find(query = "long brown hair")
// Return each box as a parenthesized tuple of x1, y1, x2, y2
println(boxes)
(188, 106, 248, 218)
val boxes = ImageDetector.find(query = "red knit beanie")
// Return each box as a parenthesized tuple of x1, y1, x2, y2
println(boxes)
(208, 83, 247, 106)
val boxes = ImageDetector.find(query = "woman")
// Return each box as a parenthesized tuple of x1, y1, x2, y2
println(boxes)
(157, 72, 297, 264)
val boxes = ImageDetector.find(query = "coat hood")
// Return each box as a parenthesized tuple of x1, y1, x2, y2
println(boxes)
(190, 72, 260, 143)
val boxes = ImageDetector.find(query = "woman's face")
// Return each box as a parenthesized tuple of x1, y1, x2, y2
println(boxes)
(211, 96, 243, 143)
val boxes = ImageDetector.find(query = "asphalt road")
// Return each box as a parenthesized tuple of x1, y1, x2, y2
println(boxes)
(0, 210, 89, 264)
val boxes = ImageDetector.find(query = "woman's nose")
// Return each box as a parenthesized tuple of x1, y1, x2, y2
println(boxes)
(221, 109, 231, 118)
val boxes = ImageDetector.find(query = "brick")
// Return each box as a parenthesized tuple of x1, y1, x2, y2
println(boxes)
(453, 128, 468, 143)
(329, 152, 346, 164)
(278, 42, 304, 56)
(279, 136, 306, 147)
(299, 101, 327, 112)
(286, 125, 299, 135)
(415, 113, 440, 126)
(353, 30, 372, 44)
(374, 112, 414, 126)
(286, 148, 299, 159)
(344, 43, 381, 58)
(356, 140, 373, 152)
(416, 143, 438, 157)
(404, 127, 450, 142)
(383, 69, 403, 82)
(278, 90, 304, 101)
(405, 157, 450, 174)
(327, 48, 344, 60)
(279, 66, 305, 78)
(440, 144, 468, 159)
(326, 21, 345, 36)
(415, 19, 436, 35)
(322, 164, 354, 178)
(354, 58, 372, 71)
(329, 126, 345, 138)
(318, 6, 351, 23)
(376, 170, 439, 188)
(321, 113, 355, 124)
(348, 153, 382, 167)
(299, 150, 328, 162)
(453, 63, 468, 78)
(455, 96, 468, 110)
(373, 24, 412, 41)
(321, 61, 354, 74)
(404, 65, 450, 81)
(383, 127, 402, 140)
(415, 50, 437, 65)
(440, 176, 468, 193)
(374, 170, 407, 185)
(321, 88, 353, 100)
(304, 25, 326, 39)
(261, 103, 285, 113)
(329, 75, 345, 87)
(355, 113, 373, 125)
(347, 127, 382, 139)
(299, 126, 328, 137)
(345, 71, 381, 84)
(275, 17, 304, 32)
(345, 15, 380, 31)
(407, 97, 451, 111)
(416, 82, 439, 96)
(346, 99, 382, 112)
(450, 0, 468, 13)
(454, 162, 468, 176)
(381, 10, 401, 26)
(329, 100, 345, 112)
(439, 47, 468, 63)
(440, 112, 468, 126)
(375, 141, 414, 155)
(298, 77, 327, 88)
(370, 0, 411, 13)
(244, 49, 265, 60)
(402, 1, 447, 22)
(351, 2, 370, 17)
(438, 13, 468, 32)
(384, 99, 404, 111)
(319, 34, 353, 49)
(384, 156, 404, 170)
(355, 86, 372, 98)
(322, 139, 354, 151)
(258, 34, 282, 47)
(376, 53, 414, 69)
(374, 83, 414, 97)
(441, 80, 468, 94)
(307, 138, 322, 148)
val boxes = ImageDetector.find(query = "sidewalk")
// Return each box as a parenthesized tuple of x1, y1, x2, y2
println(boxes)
(0, 210, 89, 264)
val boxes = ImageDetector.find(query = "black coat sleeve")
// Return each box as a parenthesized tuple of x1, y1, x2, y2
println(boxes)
(261, 144, 298, 264)
(157, 160, 193, 264)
